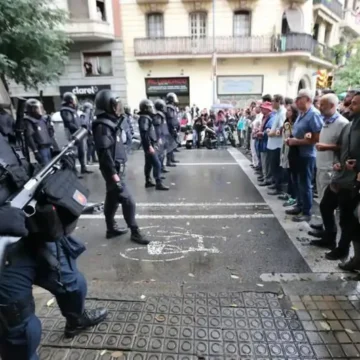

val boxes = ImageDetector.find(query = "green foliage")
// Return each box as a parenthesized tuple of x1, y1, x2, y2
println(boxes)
(0, 0, 70, 89)
(334, 44, 360, 93)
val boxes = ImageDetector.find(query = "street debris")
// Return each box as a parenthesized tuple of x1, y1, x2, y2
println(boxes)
(155, 315, 166, 322)
(291, 306, 298, 311)
(257, 283, 264, 287)
(260, 231, 265, 235)
(345, 328, 355, 334)
(247, 229, 252, 233)
(111, 351, 124, 359)
(140, 295, 146, 300)
(46, 298, 55, 307)
(278, 294, 284, 299)
(320, 321, 331, 331)
(100, 350, 107, 356)
(188, 273, 195, 277)
(231, 275, 239, 279)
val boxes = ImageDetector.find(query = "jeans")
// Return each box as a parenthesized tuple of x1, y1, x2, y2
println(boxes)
(237, 130, 243, 147)
(268, 148, 282, 191)
(144, 152, 161, 182)
(316, 169, 332, 201)
(86, 142, 97, 163)
(193, 130, 201, 148)
(0, 238, 87, 360)
(38, 147, 52, 166)
(296, 156, 315, 216)
(260, 152, 272, 183)
(216, 128, 227, 147)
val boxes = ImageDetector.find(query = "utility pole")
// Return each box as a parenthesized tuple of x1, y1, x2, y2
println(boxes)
(212, 0, 217, 104)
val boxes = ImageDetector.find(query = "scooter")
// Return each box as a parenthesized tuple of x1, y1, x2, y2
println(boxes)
(225, 124, 236, 147)
(203, 126, 217, 149)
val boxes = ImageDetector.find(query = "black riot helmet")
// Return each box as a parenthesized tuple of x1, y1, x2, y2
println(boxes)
(166, 92, 179, 105)
(139, 99, 155, 115)
(95, 89, 122, 117)
(154, 99, 167, 113)
(25, 99, 43, 119)
(63, 92, 78, 108)
(124, 105, 131, 115)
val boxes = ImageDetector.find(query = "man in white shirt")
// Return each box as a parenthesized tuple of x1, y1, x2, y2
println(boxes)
(267, 94, 286, 195)
(250, 107, 263, 168)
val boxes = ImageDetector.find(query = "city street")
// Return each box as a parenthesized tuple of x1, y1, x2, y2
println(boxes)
(37, 148, 360, 360)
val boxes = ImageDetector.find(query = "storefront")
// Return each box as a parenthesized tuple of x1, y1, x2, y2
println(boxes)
(59, 84, 111, 107)
(145, 77, 190, 108)
(217, 75, 264, 108)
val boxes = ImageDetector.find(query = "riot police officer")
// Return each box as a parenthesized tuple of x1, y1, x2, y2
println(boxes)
(138, 99, 169, 191)
(92, 89, 150, 244)
(24, 99, 54, 166)
(154, 99, 173, 174)
(0, 107, 15, 143)
(0, 133, 107, 360)
(123, 105, 134, 153)
(60, 92, 93, 174)
(165, 92, 180, 167)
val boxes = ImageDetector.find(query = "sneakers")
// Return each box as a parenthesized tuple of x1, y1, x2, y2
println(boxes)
(338, 258, 360, 272)
(278, 193, 290, 201)
(65, 308, 108, 338)
(283, 198, 296, 207)
(131, 229, 151, 245)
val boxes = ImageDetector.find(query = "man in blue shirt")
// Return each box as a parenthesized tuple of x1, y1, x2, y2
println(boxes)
(285, 89, 323, 222)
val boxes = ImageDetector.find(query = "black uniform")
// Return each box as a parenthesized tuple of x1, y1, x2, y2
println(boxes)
(0, 109, 15, 143)
(138, 100, 169, 190)
(165, 93, 180, 166)
(92, 90, 150, 244)
(24, 114, 53, 165)
(60, 95, 92, 174)
(0, 133, 107, 360)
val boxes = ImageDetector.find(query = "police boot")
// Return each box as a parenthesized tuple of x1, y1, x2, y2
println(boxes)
(131, 228, 150, 245)
(106, 223, 129, 239)
(162, 167, 170, 173)
(156, 181, 169, 191)
(145, 178, 156, 188)
(166, 161, 177, 167)
(65, 308, 108, 338)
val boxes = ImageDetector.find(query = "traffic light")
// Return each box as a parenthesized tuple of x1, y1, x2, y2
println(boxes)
(316, 70, 328, 89)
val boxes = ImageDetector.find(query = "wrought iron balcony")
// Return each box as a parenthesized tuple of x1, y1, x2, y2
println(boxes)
(313, 0, 344, 19)
(134, 34, 335, 63)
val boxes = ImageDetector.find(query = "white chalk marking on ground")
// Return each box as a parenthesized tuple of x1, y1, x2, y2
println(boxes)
(80, 214, 275, 220)
(227, 147, 340, 274)
(119, 225, 224, 262)
(135, 202, 268, 207)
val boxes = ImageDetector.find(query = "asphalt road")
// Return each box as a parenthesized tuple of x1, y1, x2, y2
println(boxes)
(73, 148, 313, 297)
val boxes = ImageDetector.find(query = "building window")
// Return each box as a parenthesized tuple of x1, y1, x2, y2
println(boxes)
(189, 12, 207, 38)
(147, 13, 164, 38)
(83, 52, 112, 76)
(233, 11, 251, 37)
(96, 0, 106, 21)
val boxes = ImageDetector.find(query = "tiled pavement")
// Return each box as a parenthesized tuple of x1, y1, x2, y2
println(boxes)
(37, 291, 360, 360)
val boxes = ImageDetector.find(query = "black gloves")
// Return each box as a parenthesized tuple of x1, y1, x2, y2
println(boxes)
(0, 205, 28, 237)
(116, 181, 124, 194)
(61, 151, 76, 170)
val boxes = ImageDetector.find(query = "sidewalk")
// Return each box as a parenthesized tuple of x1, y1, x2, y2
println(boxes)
(36, 281, 360, 360)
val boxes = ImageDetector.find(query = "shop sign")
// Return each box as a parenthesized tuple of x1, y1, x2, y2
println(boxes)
(217, 76, 263, 95)
(145, 77, 189, 95)
(59, 85, 111, 96)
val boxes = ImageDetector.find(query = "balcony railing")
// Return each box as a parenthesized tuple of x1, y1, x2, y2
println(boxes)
(313, 0, 344, 19)
(134, 34, 335, 63)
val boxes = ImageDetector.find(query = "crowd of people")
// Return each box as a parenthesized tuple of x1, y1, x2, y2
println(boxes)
(234, 89, 360, 272)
